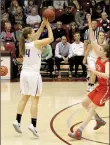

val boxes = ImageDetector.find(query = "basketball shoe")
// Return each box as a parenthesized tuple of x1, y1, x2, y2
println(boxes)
(68, 129, 82, 140)
(94, 120, 106, 130)
(28, 124, 39, 137)
(13, 120, 22, 133)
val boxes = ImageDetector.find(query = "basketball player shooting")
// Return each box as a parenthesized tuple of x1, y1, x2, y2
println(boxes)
(68, 14, 110, 140)
(13, 18, 54, 137)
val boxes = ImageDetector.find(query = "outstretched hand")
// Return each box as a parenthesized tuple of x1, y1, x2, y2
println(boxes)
(42, 18, 49, 27)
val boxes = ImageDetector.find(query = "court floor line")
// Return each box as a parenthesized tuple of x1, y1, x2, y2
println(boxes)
(70, 117, 109, 145)
(50, 103, 109, 145)
(50, 103, 80, 145)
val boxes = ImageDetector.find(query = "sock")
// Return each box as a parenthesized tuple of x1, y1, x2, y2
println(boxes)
(16, 114, 22, 123)
(94, 113, 102, 121)
(31, 118, 37, 127)
(79, 108, 95, 132)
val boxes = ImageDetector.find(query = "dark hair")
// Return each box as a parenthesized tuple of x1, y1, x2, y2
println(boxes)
(98, 30, 105, 36)
(61, 36, 67, 39)
(19, 27, 32, 56)
(28, 0, 34, 6)
(101, 44, 110, 58)
(74, 31, 80, 35)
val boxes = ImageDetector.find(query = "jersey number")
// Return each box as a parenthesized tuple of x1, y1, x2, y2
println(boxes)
(25, 49, 30, 57)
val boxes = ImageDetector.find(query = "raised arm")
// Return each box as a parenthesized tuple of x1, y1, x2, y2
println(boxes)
(34, 19, 54, 49)
(83, 44, 92, 64)
(87, 62, 109, 79)
(33, 19, 46, 40)
(87, 14, 100, 56)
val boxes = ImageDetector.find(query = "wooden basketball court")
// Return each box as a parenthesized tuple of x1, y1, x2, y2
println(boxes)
(1, 81, 109, 145)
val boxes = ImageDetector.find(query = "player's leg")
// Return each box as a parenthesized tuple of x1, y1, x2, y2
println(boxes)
(13, 95, 30, 133)
(28, 74, 42, 137)
(68, 102, 97, 140)
(28, 96, 39, 137)
(89, 71, 96, 90)
(82, 96, 106, 129)
(87, 57, 96, 92)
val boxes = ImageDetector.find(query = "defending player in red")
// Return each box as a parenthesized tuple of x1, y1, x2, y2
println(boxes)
(68, 14, 110, 140)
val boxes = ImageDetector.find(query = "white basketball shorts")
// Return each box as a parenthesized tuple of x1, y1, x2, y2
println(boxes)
(20, 70, 42, 96)
(87, 56, 97, 70)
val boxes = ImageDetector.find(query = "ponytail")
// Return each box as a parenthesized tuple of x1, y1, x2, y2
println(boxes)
(19, 27, 32, 57)
(19, 34, 25, 57)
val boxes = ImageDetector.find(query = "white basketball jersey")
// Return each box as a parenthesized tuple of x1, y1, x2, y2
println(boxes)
(22, 41, 41, 73)
(89, 40, 106, 58)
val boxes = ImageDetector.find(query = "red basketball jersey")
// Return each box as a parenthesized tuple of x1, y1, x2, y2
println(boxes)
(96, 57, 110, 88)
(88, 57, 110, 106)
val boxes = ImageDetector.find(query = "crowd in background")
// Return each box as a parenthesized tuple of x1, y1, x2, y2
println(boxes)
(1, 0, 110, 78)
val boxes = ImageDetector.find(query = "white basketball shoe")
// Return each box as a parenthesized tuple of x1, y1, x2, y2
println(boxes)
(13, 120, 22, 134)
(28, 124, 39, 137)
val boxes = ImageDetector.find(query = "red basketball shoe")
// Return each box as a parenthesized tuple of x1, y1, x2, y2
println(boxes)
(94, 120, 106, 130)
(68, 129, 82, 140)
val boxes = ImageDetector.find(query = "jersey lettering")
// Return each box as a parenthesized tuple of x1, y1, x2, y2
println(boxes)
(25, 49, 30, 57)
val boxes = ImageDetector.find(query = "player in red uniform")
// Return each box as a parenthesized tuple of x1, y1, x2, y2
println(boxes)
(68, 14, 110, 140)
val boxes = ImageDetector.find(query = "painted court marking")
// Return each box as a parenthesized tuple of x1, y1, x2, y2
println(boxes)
(50, 103, 109, 145)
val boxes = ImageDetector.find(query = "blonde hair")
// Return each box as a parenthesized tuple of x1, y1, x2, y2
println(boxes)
(101, 44, 110, 58)
(19, 27, 32, 56)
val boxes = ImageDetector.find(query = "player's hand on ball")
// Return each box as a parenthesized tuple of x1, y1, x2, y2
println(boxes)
(42, 18, 49, 26)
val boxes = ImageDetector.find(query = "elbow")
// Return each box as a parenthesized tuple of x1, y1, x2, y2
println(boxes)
(50, 37, 54, 43)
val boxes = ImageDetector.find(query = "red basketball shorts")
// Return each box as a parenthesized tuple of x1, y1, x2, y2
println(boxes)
(88, 86, 110, 107)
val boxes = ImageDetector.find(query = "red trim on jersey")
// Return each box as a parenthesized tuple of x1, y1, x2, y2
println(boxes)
(88, 57, 110, 107)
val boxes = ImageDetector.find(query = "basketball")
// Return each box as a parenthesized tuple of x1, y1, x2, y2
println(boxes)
(0, 66, 8, 76)
(42, 8, 55, 22)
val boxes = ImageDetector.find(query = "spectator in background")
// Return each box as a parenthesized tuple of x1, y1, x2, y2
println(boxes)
(8, 0, 19, 16)
(55, 36, 70, 78)
(71, 0, 80, 10)
(56, 6, 74, 24)
(1, 13, 10, 31)
(15, 24, 23, 57)
(68, 32, 86, 78)
(104, 0, 110, 19)
(53, 0, 68, 9)
(41, 44, 54, 77)
(98, 12, 110, 33)
(89, 0, 97, 19)
(24, 0, 38, 17)
(42, 0, 53, 7)
(11, 6, 26, 25)
(75, 7, 87, 31)
(1, 23, 16, 43)
(95, 5, 103, 19)
(53, 21, 66, 44)
(15, 24, 23, 42)
(1, 42, 5, 51)
(69, 22, 78, 43)
(75, 7, 87, 40)
(26, 7, 41, 26)
(1, 23, 16, 56)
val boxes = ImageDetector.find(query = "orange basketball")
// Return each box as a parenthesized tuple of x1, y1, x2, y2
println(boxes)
(42, 8, 55, 22)
(0, 66, 8, 76)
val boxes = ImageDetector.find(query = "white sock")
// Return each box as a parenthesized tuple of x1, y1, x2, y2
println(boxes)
(79, 108, 96, 132)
